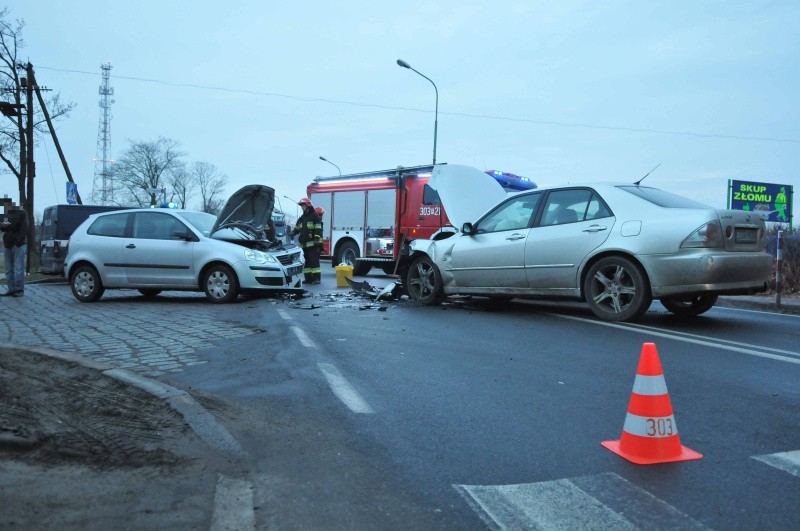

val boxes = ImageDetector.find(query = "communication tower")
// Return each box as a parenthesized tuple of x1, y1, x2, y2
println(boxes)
(92, 61, 115, 204)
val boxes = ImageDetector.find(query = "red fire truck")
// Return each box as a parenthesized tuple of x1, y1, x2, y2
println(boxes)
(307, 164, 535, 276)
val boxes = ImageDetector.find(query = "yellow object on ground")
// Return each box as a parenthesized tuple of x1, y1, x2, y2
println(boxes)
(335, 264, 354, 287)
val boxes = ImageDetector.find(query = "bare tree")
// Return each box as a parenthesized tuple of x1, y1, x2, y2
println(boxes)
(0, 8, 73, 246)
(114, 137, 185, 206)
(167, 161, 196, 208)
(192, 161, 228, 214)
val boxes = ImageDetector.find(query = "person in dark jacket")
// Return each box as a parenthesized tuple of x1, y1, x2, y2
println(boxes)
(314, 206, 326, 255)
(292, 198, 322, 284)
(1, 198, 28, 297)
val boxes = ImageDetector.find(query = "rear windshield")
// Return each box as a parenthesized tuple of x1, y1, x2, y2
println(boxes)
(618, 186, 711, 209)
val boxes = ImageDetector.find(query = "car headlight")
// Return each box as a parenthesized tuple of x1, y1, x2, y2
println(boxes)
(680, 220, 724, 248)
(244, 249, 277, 263)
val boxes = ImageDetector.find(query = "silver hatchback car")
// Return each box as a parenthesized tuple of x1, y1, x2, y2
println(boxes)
(64, 185, 305, 303)
(404, 166, 773, 321)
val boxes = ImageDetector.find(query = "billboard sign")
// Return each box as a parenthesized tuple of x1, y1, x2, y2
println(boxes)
(728, 180, 792, 223)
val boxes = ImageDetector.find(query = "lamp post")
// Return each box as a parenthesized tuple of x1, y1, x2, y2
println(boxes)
(396, 58, 438, 165)
(319, 156, 341, 176)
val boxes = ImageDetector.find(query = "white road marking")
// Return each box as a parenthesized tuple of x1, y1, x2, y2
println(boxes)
(317, 362, 375, 414)
(277, 308, 292, 321)
(753, 449, 800, 477)
(291, 325, 317, 348)
(714, 305, 800, 318)
(211, 475, 255, 531)
(556, 314, 800, 365)
(621, 320, 800, 358)
(455, 473, 705, 530)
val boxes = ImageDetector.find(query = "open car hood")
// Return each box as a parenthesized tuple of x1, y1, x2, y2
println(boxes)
(428, 165, 507, 228)
(211, 185, 275, 242)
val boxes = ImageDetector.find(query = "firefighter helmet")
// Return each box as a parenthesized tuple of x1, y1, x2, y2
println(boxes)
(315, 206, 325, 217)
(298, 197, 313, 208)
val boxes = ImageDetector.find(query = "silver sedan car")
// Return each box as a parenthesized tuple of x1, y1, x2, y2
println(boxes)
(64, 185, 305, 303)
(403, 166, 772, 321)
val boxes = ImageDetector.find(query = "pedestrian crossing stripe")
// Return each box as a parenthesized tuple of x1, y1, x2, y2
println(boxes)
(752, 449, 800, 477)
(454, 472, 705, 530)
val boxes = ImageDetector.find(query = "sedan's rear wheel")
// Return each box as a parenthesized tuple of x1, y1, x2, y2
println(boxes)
(406, 255, 444, 305)
(70, 265, 105, 303)
(660, 294, 718, 317)
(203, 264, 239, 303)
(583, 256, 651, 321)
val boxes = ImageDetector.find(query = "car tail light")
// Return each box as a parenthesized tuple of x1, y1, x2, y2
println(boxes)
(680, 220, 724, 248)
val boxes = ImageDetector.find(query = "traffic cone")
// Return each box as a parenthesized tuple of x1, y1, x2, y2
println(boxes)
(601, 343, 702, 465)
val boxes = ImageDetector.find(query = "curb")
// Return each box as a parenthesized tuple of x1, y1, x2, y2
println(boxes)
(0, 341, 246, 459)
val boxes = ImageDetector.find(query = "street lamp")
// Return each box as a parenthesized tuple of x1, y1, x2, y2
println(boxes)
(319, 156, 342, 176)
(396, 58, 438, 165)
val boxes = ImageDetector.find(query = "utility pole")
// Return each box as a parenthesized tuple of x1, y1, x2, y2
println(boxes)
(23, 63, 35, 273)
(31, 69, 81, 205)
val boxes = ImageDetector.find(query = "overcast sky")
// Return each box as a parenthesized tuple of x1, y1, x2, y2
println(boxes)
(7, 1, 799, 217)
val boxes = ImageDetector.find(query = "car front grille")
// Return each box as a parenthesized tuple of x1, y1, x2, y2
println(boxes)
(277, 251, 301, 265)
(256, 277, 285, 286)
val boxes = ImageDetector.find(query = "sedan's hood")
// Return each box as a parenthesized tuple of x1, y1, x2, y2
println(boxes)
(429, 165, 507, 228)
(211, 185, 275, 241)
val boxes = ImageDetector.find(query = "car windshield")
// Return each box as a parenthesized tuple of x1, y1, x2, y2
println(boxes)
(618, 186, 712, 209)
(176, 211, 217, 237)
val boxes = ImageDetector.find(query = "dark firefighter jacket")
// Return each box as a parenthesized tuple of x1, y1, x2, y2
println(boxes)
(293, 210, 322, 249)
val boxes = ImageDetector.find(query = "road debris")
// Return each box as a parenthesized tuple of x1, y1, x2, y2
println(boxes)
(345, 277, 403, 301)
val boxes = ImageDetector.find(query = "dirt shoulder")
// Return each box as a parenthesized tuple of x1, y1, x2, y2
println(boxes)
(0, 347, 225, 529)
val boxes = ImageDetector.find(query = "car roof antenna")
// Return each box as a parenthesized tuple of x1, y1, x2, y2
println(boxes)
(634, 162, 661, 186)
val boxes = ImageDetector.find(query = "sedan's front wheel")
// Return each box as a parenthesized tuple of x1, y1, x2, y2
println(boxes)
(203, 264, 239, 303)
(70, 265, 105, 303)
(583, 256, 651, 321)
(406, 255, 444, 305)
(660, 294, 718, 317)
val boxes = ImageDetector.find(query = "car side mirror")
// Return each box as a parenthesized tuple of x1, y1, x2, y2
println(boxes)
(461, 222, 475, 236)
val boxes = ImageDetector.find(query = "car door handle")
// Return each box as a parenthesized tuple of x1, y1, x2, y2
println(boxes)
(506, 233, 526, 241)
(126, 243, 136, 249)
(582, 225, 608, 233)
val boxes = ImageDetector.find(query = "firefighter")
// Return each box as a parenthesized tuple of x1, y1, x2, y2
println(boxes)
(314, 206, 326, 256)
(292, 198, 322, 284)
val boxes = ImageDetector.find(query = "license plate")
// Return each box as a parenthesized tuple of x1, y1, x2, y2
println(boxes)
(287, 265, 303, 276)
(735, 228, 757, 243)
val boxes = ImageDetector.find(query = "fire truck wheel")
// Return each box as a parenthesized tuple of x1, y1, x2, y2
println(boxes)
(406, 255, 444, 306)
(336, 241, 359, 268)
(353, 261, 372, 276)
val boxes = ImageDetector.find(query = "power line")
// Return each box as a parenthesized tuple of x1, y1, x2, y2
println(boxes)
(37, 65, 800, 145)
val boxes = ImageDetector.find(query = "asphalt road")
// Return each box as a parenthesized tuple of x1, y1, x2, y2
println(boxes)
(2, 269, 799, 529)
(287, 281, 800, 529)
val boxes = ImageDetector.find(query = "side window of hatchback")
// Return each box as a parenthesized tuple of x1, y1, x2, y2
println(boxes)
(87, 213, 129, 237)
(133, 213, 187, 240)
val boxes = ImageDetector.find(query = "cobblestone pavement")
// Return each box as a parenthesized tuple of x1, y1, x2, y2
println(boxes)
(0, 283, 265, 378)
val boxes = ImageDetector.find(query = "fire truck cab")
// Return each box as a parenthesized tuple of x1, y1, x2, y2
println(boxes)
(307, 164, 535, 276)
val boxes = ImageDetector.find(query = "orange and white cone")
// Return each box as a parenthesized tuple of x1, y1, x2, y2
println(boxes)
(602, 342, 702, 465)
